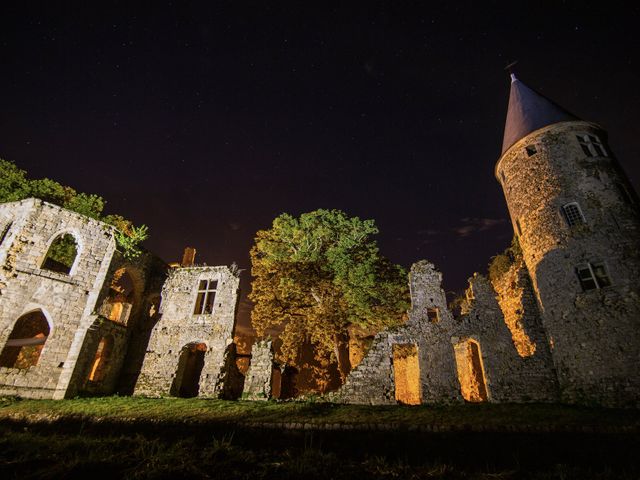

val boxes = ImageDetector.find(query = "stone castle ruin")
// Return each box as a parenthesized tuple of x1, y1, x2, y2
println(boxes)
(1, 75, 639, 407)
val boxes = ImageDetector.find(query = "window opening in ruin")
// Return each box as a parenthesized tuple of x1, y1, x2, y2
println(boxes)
(392, 344, 421, 405)
(576, 262, 611, 291)
(0, 311, 50, 369)
(87, 335, 114, 383)
(500, 170, 506, 183)
(0, 222, 12, 246)
(171, 342, 207, 398)
(562, 202, 586, 227)
(105, 269, 135, 325)
(525, 144, 537, 156)
(41, 233, 78, 274)
(193, 279, 217, 315)
(576, 134, 607, 157)
(427, 307, 440, 323)
(515, 219, 522, 236)
(453, 339, 488, 402)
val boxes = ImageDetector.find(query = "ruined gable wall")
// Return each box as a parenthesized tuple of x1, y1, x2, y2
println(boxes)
(134, 266, 240, 397)
(497, 122, 640, 406)
(0, 199, 117, 399)
(336, 261, 461, 405)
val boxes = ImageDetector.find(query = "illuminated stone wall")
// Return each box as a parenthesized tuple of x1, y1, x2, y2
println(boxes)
(134, 265, 240, 398)
(0, 199, 162, 399)
(336, 261, 462, 405)
(456, 273, 558, 403)
(497, 121, 640, 407)
(336, 261, 558, 405)
(242, 339, 273, 400)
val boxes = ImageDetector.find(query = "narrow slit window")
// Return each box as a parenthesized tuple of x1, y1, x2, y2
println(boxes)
(515, 218, 522, 236)
(562, 202, 586, 227)
(576, 134, 608, 158)
(193, 280, 218, 315)
(0, 222, 12, 246)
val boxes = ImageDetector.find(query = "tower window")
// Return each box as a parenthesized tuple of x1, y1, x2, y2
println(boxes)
(427, 307, 440, 323)
(562, 202, 586, 227)
(525, 145, 537, 157)
(193, 279, 218, 315)
(576, 134, 608, 157)
(576, 262, 611, 291)
(515, 218, 522, 236)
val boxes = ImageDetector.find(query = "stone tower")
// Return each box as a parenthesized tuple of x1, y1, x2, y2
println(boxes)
(496, 74, 640, 406)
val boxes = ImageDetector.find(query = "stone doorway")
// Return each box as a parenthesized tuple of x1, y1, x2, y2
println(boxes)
(392, 343, 421, 405)
(172, 343, 207, 398)
(454, 339, 489, 402)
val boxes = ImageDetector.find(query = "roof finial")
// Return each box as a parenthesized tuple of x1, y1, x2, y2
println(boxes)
(504, 60, 518, 83)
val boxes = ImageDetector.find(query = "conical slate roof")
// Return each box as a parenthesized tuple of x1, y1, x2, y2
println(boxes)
(502, 74, 578, 154)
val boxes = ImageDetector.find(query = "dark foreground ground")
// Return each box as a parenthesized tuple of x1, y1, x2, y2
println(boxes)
(1, 397, 639, 479)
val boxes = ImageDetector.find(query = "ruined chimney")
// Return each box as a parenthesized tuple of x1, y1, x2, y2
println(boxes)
(181, 247, 196, 267)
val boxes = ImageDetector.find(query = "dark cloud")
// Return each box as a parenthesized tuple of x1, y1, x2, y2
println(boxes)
(453, 218, 507, 238)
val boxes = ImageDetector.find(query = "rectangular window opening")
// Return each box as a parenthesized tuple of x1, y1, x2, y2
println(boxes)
(525, 145, 537, 157)
(562, 202, 586, 227)
(193, 280, 218, 315)
(576, 262, 611, 291)
(427, 307, 440, 323)
(577, 134, 608, 158)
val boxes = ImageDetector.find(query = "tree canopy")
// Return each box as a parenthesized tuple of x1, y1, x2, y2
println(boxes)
(0, 158, 148, 259)
(249, 209, 409, 378)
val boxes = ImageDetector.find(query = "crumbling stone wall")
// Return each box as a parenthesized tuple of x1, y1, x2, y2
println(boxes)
(0, 199, 114, 398)
(336, 261, 462, 405)
(134, 265, 240, 397)
(242, 339, 274, 400)
(0, 199, 163, 399)
(456, 272, 558, 403)
(497, 121, 640, 407)
(336, 260, 558, 405)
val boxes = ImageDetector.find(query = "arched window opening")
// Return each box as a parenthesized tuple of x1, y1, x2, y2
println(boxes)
(41, 234, 78, 274)
(393, 343, 421, 405)
(105, 269, 136, 325)
(0, 311, 50, 369)
(454, 339, 489, 402)
(171, 343, 207, 398)
(87, 335, 114, 383)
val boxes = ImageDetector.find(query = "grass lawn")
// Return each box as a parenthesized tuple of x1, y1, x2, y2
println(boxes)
(1, 397, 639, 479)
(1, 396, 639, 430)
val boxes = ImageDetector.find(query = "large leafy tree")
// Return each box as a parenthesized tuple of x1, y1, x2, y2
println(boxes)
(250, 209, 409, 380)
(0, 158, 148, 258)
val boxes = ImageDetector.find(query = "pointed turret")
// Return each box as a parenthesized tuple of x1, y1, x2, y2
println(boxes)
(501, 74, 577, 154)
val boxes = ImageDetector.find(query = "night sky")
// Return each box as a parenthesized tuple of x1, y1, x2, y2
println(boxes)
(2, 3, 639, 336)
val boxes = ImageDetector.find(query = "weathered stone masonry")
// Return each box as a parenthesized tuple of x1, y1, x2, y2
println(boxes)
(0, 198, 164, 399)
(134, 265, 240, 398)
(334, 260, 558, 405)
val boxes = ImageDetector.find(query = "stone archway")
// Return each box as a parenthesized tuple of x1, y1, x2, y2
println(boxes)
(0, 310, 50, 369)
